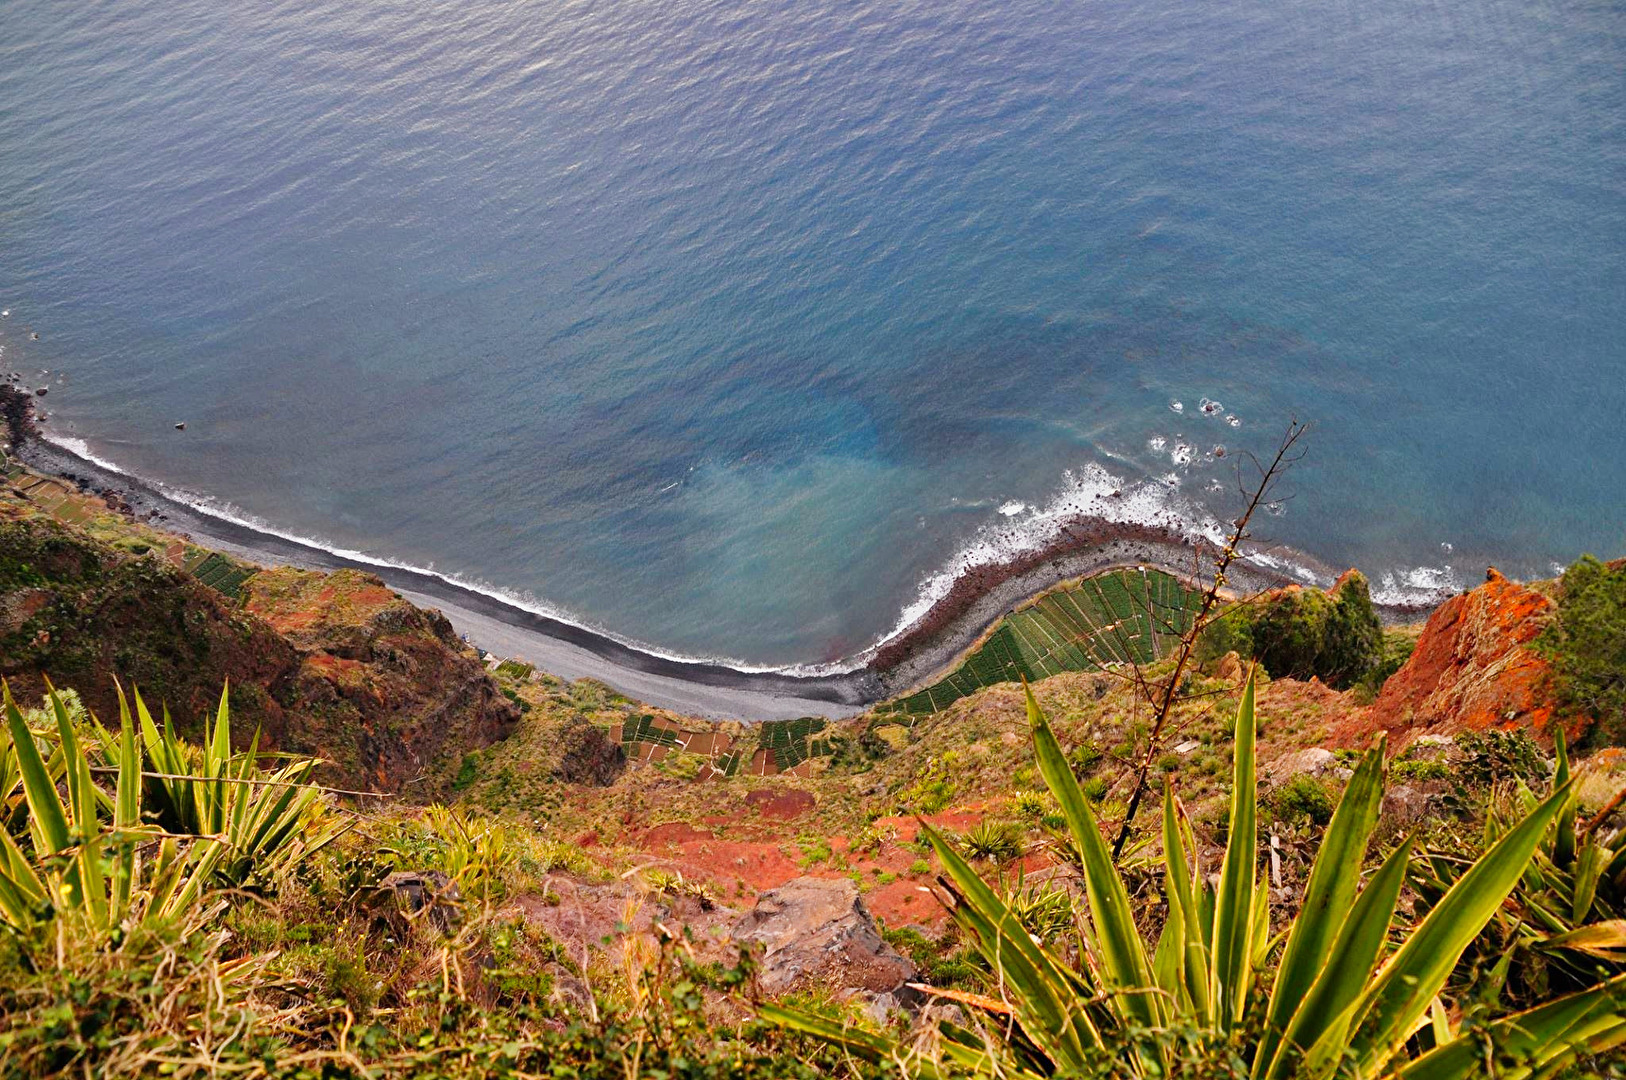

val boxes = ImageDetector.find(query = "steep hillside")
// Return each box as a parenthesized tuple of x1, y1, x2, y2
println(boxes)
(0, 486, 518, 791)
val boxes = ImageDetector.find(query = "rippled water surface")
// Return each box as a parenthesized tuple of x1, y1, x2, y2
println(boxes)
(1, 0, 1621, 666)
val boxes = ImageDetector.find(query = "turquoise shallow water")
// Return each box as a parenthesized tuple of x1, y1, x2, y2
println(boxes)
(1, 0, 1622, 669)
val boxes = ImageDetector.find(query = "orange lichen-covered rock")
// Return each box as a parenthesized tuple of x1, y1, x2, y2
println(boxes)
(1339, 567, 1562, 747)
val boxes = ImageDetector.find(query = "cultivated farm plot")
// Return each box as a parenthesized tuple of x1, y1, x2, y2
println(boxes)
(187, 552, 256, 600)
(612, 713, 836, 778)
(877, 568, 1202, 718)
(495, 659, 535, 680)
(3, 463, 258, 601)
(5, 473, 93, 525)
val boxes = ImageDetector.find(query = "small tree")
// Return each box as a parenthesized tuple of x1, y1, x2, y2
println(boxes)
(1540, 554, 1626, 743)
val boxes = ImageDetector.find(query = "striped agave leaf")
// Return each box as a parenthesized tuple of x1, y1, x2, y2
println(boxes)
(764, 669, 1623, 1078)
(0, 680, 223, 943)
(95, 682, 343, 886)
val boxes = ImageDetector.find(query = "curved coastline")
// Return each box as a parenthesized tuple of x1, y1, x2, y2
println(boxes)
(9, 421, 1436, 721)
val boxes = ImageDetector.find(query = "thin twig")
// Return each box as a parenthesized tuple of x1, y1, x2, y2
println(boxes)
(1110, 419, 1308, 860)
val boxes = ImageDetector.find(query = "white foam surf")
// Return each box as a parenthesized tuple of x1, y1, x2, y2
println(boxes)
(37, 431, 845, 676)
(1370, 563, 1462, 607)
(34, 428, 1455, 681)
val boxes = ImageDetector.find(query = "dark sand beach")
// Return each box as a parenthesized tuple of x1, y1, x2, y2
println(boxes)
(10, 421, 1420, 721)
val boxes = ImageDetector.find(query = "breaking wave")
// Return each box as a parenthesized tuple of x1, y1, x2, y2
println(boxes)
(35, 429, 1457, 681)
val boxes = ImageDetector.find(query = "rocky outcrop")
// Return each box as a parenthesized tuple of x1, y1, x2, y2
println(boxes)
(0, 517, 517, 792)
(1263, 747, 1339, 785)
(1, 516, 302, 730)
(241, 567, 520, 790)
(731, 876, 918, 1000)
(550, 714, 627, 786)
(1331, 567, 1562, 748)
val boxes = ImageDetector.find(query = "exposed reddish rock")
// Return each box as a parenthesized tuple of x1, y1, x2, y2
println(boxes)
(241, 567, 520, 791)
(0, 517, 517, 793)
(744, 787, 816, 820)
(1333, 567, 1567, 748)
(732, 876, 918, 998)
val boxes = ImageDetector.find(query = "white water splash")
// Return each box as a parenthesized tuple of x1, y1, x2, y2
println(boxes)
(1370, 564, 1462, 606)
(37, 426, 1461, 679)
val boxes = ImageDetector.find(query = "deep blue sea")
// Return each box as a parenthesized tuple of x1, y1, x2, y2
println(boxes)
(1, 0, 1622, 670)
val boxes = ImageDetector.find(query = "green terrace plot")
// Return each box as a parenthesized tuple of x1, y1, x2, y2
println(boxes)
(877, 568, 1202, 718)
(495, 659, 536, 680)
(611, 713, 836, 777)
(183, 551, 256, 600)
(620, 713, 682, 751)
(5, 473, 95, 525)
(757, 717, 830, 773)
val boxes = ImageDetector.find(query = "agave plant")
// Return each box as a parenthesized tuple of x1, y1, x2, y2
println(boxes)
(0, 682, 223, 945)
(0, 692, 71, 834)
(765, 670, 1626, 1078)
(419, 803, 518, 906)
(1412, 729, 1626, 1008)
(93, 683, 341, 887)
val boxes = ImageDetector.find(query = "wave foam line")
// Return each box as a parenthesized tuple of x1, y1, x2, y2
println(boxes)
(39, 432, 1460, 678)
(39, 432, 850, 676)
(864, 462, 1461, 656)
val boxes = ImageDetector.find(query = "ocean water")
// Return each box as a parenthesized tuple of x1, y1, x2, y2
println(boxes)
(1, 0, 1621, 670)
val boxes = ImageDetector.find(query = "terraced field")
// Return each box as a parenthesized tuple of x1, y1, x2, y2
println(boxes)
(877, 567, 1203, 717)
(183, 551, 256, 599)
(4, 461, 258, 600)
(613, 712, 835, 778)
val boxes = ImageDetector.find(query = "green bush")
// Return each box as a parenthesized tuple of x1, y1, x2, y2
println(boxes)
(1540, 554, 1626, 743)
(1196, 605, 1255, 667)
(1355, 628, 1418, 700)
(1269, 774, 1335, 826)
(1199, 572, 1383, 689)
(1454, 729, 1549, 790)
(451, 750, 481, 790)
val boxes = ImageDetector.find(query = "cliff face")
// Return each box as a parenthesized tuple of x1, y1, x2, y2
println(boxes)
(1330, 567, 1568, 747)
(0, 514, 517, 792)
(241, 567, 521, 790)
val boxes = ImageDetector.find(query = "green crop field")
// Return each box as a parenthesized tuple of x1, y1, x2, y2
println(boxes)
(189, 552, 256, 600)
(621, 713, 681, 750)
(756, 716, 831, 772)
(877, 568, 1202, 718)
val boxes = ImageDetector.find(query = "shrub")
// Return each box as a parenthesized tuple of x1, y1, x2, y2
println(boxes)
(1540, 555, 1626, 743)
(1269, 774, 1335, 826)
(1355, 628, 1418, 700)
(895, 756, 958, 814)
(1196, 605, 1254, 668)
(1200, 573, 1383, 689)
(451, 750, 481, 790)
(1454, 729, 1549, 790)
(1318, 571, 1385, 687)
(1392, 758, 1449, 782)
